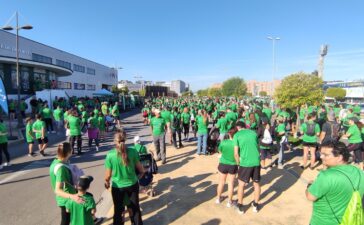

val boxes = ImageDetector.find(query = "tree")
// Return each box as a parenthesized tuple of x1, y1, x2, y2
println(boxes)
(111, 85, 121, 94)
(130, 91, 139, 95)
(139, 89, 146, 97)
(259, 91, 267, 97)
(274, 72, 324, 132)
(208, 87, 222, 97)
(120, 86, 129, 95)
(326, 87, 346, 101)
(197, 89, 209, 97)
(246, 92, 253, 97)
(222, 77, 247, 97)
(182, 90, 193, 97)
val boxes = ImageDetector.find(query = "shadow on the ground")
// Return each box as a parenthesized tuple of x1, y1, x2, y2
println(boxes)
(201, 218, 221, 225)
(141, 172, 215, 225)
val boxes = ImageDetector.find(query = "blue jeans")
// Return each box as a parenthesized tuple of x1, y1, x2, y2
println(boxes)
(197, 133, 208, 154)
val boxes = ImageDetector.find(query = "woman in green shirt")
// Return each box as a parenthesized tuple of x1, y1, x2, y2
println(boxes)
(50, 142, 83, 225)
(104, 131, 145, 225)
(343, 117, 363, 170)
(196, 109, 208, 155)
(0, 119, 10, 169)
(216, 127, 238, 207)
(300, 113, 320, 170)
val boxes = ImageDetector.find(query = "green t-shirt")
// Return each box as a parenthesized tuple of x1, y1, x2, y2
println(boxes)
(0, 123, 8, 144)
(226, 112, 237, 129)
(233, 129, 260, 167)
(112, 105, 119, 117)
(134, 143, 148, 154)
(98, 116, 106, 130)
(88, 117, 99, 129)
(150, 117, 166, 136)
(347, 124, 363, 144)
(218, 139, 237, 165)
(26, 123, 34, 142)
(32, 120, 46, 139)
(65, 193, 96, 225)
(42, 108, 52, 119)
(68, 116, 81, 136)
(53, 109, 63, 121)
(104, 148, 140, 188)
(216, 117, 228, 134)
(301, 121, 320, 143)
(20, 102, 27, 111)
(161, 110, 171, 123)
(299, 108, 306, 120)
(181, 112, 191, 124)
(308, 165, 364, 225)
(101, 105, 108, 115)
(262, 108, 272, 120)
(49, 159, 77, 206)
(196, 115, 208, 135)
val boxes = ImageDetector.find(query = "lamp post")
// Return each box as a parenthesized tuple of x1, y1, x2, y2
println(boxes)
(2, 11, 33, 128)
(267, 36, 280, 97)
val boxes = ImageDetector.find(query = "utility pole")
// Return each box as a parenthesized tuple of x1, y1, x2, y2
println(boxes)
(318, 44, 328, 79)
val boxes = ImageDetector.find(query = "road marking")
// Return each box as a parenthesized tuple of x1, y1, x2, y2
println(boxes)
(0, 159, 51, 185)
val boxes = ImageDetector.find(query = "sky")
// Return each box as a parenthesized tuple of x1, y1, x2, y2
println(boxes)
(1, 0, 364, 91)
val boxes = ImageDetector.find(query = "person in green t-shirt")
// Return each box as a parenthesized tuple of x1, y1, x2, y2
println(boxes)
(216, 111, 228, 141)
(53, 106, 63, 133)
(50, 142, 83, 225)
(196, 109, 208, 155)
(32, 114, 48, 157)
(25, 117, 35, 157)
(42, 104, 55, 133)
(112, 102, 121, 126)
(150, 109, 167, 164)
(216, 127, 238, 207)
(300, 113, 320, 170)
(170, 107, 183, 149)
(233, 121, 261, 214)
(181, 107, 191, 140)
(0, 119, 10, 169)
(19, 99, 27, 118)
(98, 112, 106, 142)
(134, 136, 148, 155)
(306, 142, 364, 225)
(87, 112, 100, 152)
(257, 120, 273, 169)
(66, 110, 82, 155)
(104, 131, 145, 225)
(65, 176, 100, 225)
(342, 117, 363, 170)
(274, 116, 287, 169)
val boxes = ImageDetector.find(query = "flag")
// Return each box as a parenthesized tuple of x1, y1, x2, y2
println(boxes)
(0, 77, 8, 115)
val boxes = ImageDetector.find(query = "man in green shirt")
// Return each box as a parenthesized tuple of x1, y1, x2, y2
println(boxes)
(233, 121, 261, 214)
(170, 107, 183, 149)
(53, 106, 63, 134)
(306, 142, 364, 225)
(67, 110, 82, 155)
(32, 114, 48, 156)
(181, 107, 191, 140)
(150, 109, 167, 164)
(42, 104, 55, 133)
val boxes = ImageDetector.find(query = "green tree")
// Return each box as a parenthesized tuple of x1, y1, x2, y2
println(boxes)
(246, 92, 253, 97)
(326, 87, 346, 101)
(130, 91, 139, 95)
(208, 87, 222, 97)
(274, 72, 324, 129)
(182, 90, 193, 97)
(197, 89, 209, 97)
(222, 77, 247, 97)
(111, 85, 121, 94)
(259, 91, 267, 97)
(139, 89, 146, 97)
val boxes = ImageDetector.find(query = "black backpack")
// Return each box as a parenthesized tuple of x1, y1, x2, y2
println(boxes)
(329, 121, 341, 141)
(305, 122, 316, 136)
(172, 113, 180, 128)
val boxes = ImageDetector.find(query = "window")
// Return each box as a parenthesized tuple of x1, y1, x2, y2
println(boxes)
(87, 84, 96, 91)
(87, 67, 95, 75)
(57, 81, 72, 89)
(73, 64, 85, 73)
(56, 59, 71, 70)
(32, 53, 52, 64)
(0, 64, 4, 80)
(74, 83, 85, 90)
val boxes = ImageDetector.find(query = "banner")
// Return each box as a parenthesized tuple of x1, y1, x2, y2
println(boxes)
(0, 77, 8, 115)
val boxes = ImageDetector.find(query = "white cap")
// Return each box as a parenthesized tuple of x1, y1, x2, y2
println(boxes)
(134, 136, 140, 143)
(154, 109, 161, 114)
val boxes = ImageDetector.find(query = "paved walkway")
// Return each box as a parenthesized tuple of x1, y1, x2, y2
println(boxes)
(102, 135, 319, 225)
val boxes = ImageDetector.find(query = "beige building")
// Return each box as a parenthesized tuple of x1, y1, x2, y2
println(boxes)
(246, 79, 281, 96)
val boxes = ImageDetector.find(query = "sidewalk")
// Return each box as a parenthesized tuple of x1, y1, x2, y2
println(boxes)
(101, 141, 316, 225)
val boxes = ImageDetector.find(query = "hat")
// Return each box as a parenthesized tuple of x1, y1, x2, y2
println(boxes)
(349, 117, 359, 123)
(78, 176, 94, 190)
(134, 136, 140, 143)
(154, 109, 160, 114)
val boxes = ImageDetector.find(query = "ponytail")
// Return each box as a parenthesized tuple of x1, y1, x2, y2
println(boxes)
(114, 131, 128, 166)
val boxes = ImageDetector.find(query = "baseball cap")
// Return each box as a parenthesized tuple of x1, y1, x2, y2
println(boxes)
(134, 136, 140, 143)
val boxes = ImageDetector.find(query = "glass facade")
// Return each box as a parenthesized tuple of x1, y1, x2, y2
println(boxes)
(56, 59, 72, 70)
(32, 53, 52, 64)
(73, 64, 85, 73)
(87, 67, 95, 75)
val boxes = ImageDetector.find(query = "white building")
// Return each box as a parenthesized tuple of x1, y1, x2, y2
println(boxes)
(171, 80, 186, 96)
(0, 30, 117, 98)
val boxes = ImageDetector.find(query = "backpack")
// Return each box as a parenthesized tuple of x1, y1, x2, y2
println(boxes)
(305, 122, 316, 136)
(326, 168, 363, 225)
(54, 163, 84, 187)
(329, 121, 341, 141)
(143, 111, 148, 117)
(172, 113, 180, 128)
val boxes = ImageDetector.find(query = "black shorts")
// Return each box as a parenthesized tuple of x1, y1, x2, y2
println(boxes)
(218, 163, 238, 174)
(302, 141, 317, 148)
(238, 166, 261, 183)
(27, 141, 34, 144)
(9, 109, 15, 113)
(37, 137, 48, 144)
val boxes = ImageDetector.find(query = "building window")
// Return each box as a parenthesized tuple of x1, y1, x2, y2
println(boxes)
(56, 59, 72, 70)
(87, 67, 95, 75)
(87, 84, 96, 91)
(32, 53, 52, 64)
(73, 64, 85, 73)
(0, 64, 4, 80)
(74, 83, 85, 90)
(57, 81, 72, 89)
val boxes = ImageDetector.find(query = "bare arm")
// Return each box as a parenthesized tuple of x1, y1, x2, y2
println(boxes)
(305, 189, 317, 202)
(104, 169, 112, 189)
(234, 146, 240, 165)
(136, 161, 145, 179)
(55, 181, 83, 203)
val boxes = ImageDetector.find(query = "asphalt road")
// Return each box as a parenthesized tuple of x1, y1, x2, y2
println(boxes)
(0, 109, 151, 225)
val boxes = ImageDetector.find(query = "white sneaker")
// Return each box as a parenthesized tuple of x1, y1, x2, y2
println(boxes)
(96, 146, 99, 152)
(215, 197, 222, 204)
(4, 162, 11, 166)
(227, 200, 236, 208)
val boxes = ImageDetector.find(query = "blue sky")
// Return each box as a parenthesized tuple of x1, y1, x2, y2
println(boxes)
(1, 0, 364, 91)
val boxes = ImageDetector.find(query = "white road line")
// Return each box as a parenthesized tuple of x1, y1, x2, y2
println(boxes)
(0, 159, 51, 185)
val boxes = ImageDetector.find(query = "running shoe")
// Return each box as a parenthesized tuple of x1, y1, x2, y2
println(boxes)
(40, 151, 46, 157)
(96, 146, 99, 152)
(236, 203, 244, 214)
(4, 162, 11, 166)
(252, 202, 259, 213)
(226, 200, 236, 208)
(215, 197, 222, 204)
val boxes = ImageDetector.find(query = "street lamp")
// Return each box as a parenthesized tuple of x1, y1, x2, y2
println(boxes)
(267, 36, 280, 96)
(133, 75, 144, 90)
(2, 11, 33, 128)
